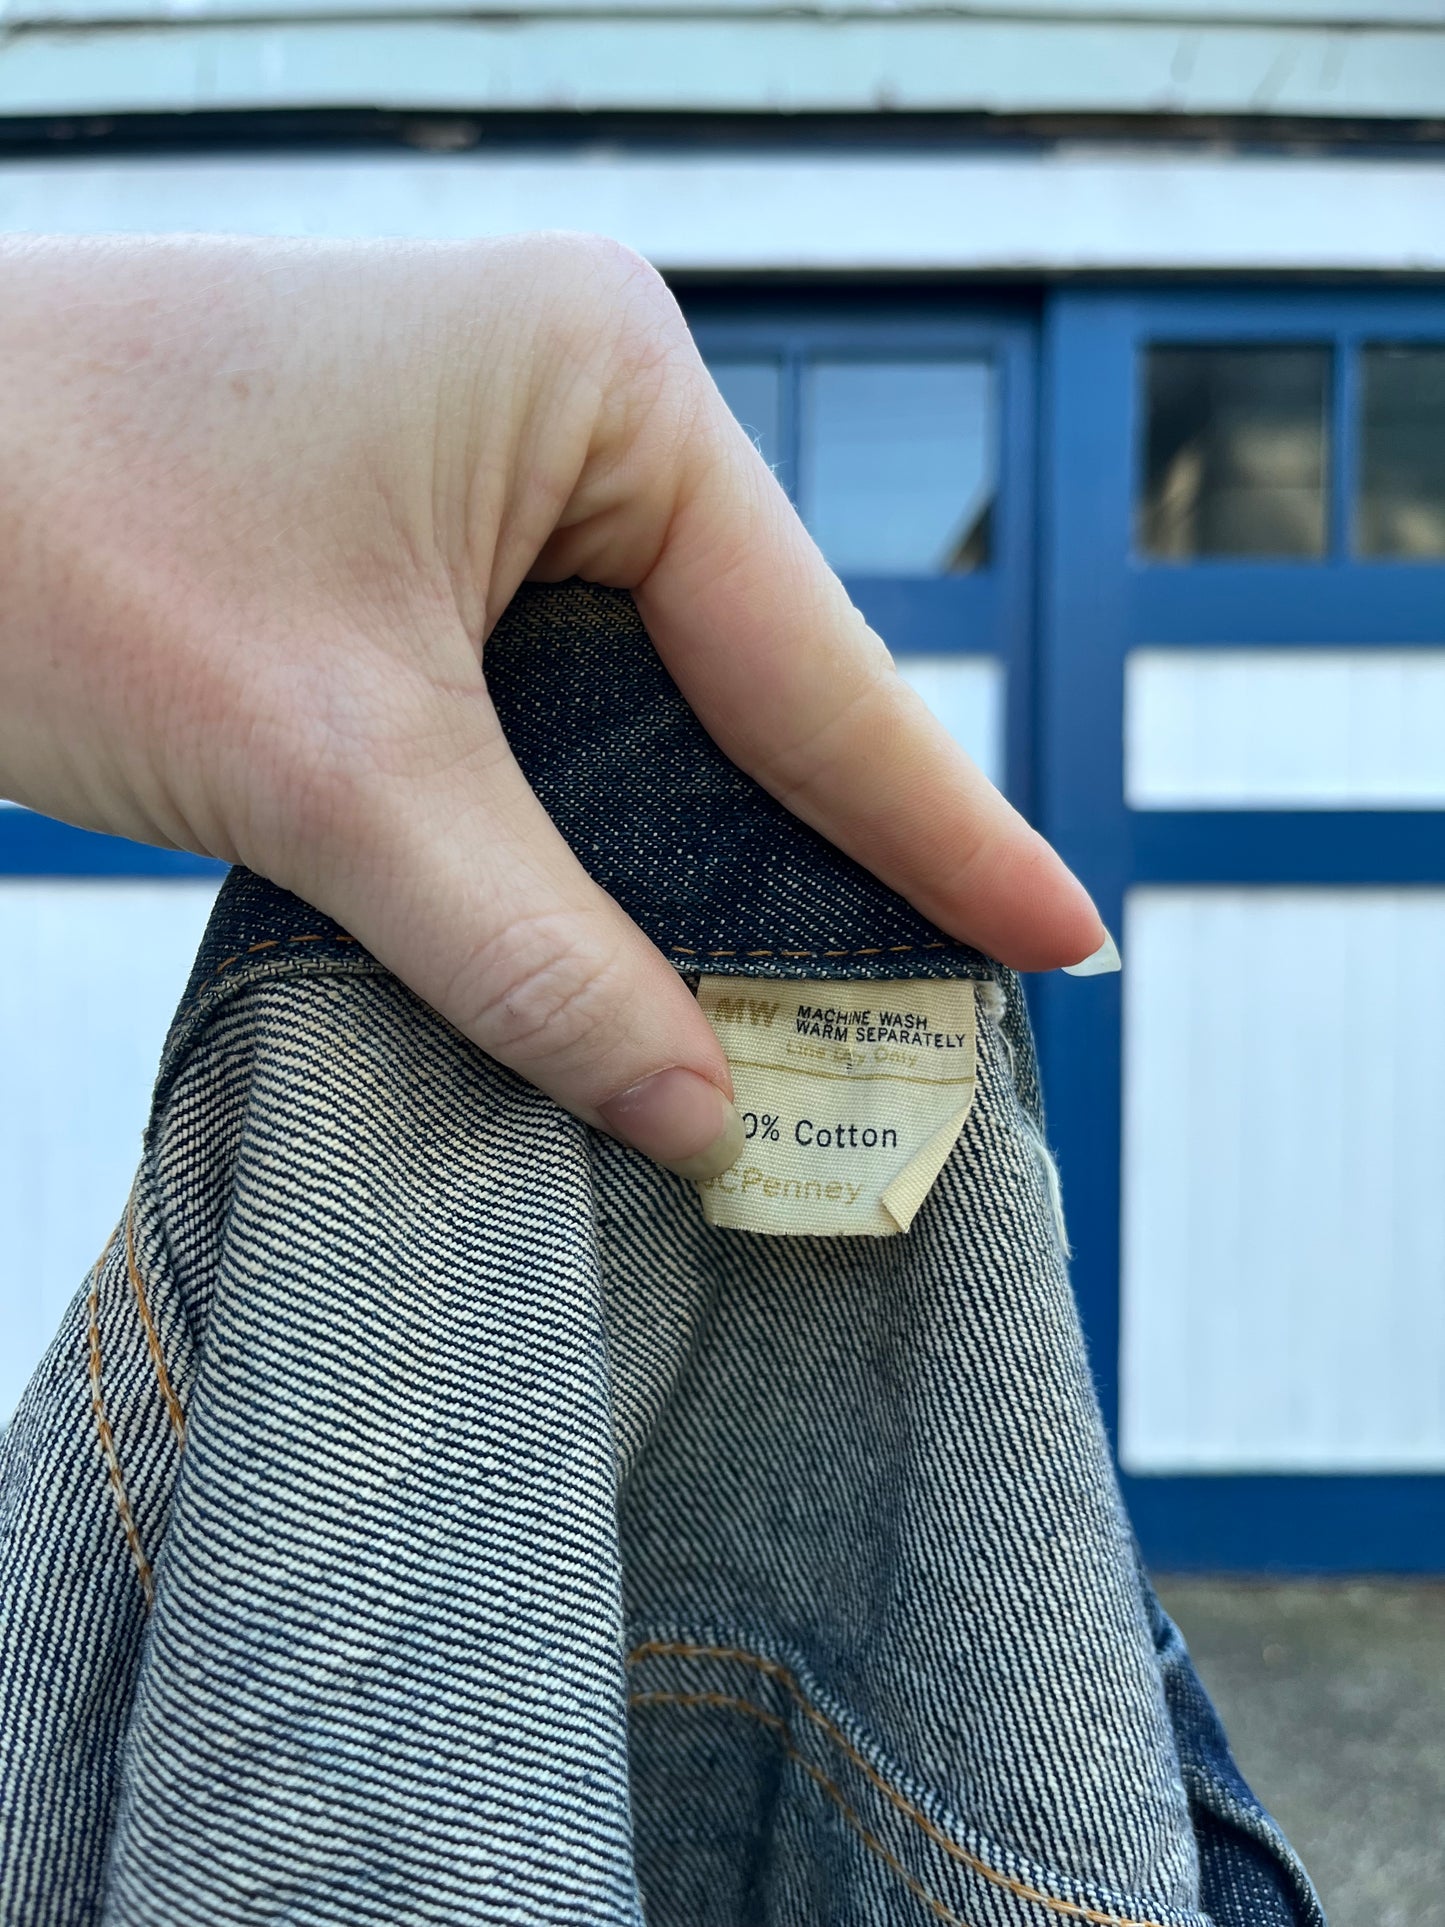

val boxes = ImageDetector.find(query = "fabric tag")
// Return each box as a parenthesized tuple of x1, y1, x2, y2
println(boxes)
(694, 976, 977, 1238)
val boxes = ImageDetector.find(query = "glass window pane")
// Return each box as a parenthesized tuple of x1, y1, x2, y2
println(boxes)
(1358, 345, 1445, 558)
(800, 359, 995, 575)
(706, 358, 783, 476)
(1140, 345, 1329, 560)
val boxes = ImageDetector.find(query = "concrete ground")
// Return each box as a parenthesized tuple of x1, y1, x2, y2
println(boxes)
(1154, 1579, 1445, 1927)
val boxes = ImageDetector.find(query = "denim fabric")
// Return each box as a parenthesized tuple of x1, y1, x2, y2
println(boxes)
(0, 580, 1324, 1926)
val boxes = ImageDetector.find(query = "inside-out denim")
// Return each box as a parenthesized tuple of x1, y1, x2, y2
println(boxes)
(0, 579, 1326, 1926)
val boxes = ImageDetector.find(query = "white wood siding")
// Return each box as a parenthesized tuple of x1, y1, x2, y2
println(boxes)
(9, 3, 1438, 21)
(1, 153, 1442, 278)
(1, 5, 1443, 120)
(1126, 650, 1445, 810)
(1121, 886, 1445, 1474)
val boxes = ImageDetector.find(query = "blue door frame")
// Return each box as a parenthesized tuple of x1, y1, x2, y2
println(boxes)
(1032, 287, 1445, 1574)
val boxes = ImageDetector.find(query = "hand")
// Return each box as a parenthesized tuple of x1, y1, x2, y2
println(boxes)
(0, 231, 1107, 1178)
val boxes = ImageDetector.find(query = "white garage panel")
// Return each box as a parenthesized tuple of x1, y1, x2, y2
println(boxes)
(1121, 886, 1445, 1473)
(4, 153, 1442, 276)
(1125, 649, 1445, 809)
(895, 656, 1005, 792)
(0, 877, 221, 1425)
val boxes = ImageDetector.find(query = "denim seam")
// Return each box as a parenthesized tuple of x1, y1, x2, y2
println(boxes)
(628, 1641, 1176, 1927)
(156, 958, 396, 1117)
(85, 1230, 156, 1613)
(185, 930, 981, 1013)
(160, 945, 1002, 1117)
(184, 931, 361, 1010)
(630, 1686, 975, 1927)
(668, 943, 971, 959)
(124, 1190, 187, 1452)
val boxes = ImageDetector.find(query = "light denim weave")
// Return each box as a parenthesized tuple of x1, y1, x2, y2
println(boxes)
(1, 580, 1325, 1926)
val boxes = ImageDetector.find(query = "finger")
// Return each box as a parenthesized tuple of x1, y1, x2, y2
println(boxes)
(648, 410, 1103, 971)
(575, 275, 1106, 973)
(283, 685, 746, 1179)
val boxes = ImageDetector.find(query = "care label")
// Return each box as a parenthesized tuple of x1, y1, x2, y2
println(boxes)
(695, 975, 977, 1238)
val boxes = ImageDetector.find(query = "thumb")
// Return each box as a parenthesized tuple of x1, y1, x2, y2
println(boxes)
(289, 688, 746, 1181)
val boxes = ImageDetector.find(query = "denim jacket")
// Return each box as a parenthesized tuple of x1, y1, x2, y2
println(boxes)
(0, 580, 1325, 1926)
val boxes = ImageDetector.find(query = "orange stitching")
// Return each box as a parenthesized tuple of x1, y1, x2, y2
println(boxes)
(87, 1240, 155, 1613)
(185, 927, 979, 1015)
(628, 1643, 1166, 1927)
(125, 1203, 185, 1451)
(631, 1689, 973, 1927)
(671, 941, 972, 961)
(187, 928, 359, 1007)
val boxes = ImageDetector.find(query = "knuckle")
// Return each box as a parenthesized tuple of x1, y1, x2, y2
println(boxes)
(561, 235, 692, 370)
(450, 911, 627, 1072)
(517, 232, 702, 464)
(568, 232, 672, 304)
(527, 231, 678, 336)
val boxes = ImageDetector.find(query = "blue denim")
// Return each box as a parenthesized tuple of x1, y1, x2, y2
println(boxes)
(1, 580, 1324, 1925)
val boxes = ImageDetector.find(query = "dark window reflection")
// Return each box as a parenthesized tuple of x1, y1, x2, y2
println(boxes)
(1141, 346, 1329, 560)
(706, 359, 783, 476)
(801, 359, 995, 575)
(1358, 344, 1445, 558)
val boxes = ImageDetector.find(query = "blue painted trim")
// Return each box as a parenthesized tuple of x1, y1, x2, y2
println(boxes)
(1331, 324, 1361, 562)
(1131, 813, 1445, 884)
(837, 575, 1002, 657)
(0, 810, 227, 878)
(1129, 564, 1445, 646)
(999, 317, 1042, 826)
(1124, 1475, 1445, 1577)
(1034, 293, 1132, 1495)
(680, 294, 1041, 353)
(779, 342, 801, 507)
(1121, 287, 1445, 345)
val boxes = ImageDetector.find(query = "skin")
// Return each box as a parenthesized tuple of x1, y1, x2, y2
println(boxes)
(0, 230, 1106, 1177)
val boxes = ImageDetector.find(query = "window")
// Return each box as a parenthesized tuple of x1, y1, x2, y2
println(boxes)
(705, 348, 999, 580)
(1358, 344, 1445, 559)
(707, 359, 783, 476)
(1140, 345, 1329, 560)
(800, 359, 995, 575)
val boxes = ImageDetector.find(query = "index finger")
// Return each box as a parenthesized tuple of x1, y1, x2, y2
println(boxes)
(631, 345, 1107, 974)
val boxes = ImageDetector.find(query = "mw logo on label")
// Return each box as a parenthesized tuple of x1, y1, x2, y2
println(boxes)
(711, 997, 779, 1027)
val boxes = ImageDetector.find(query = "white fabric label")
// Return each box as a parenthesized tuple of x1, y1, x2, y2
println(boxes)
(695, 976, 978, 1238)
